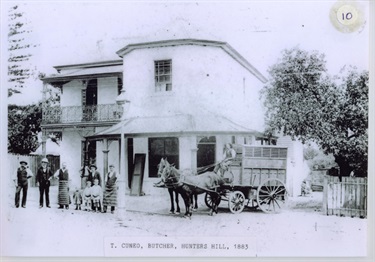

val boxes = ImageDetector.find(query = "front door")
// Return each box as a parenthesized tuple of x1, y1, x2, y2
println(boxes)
(148, 137, 179, 178)
(197, 136, 216, 168)
(83, 79, 97, 121)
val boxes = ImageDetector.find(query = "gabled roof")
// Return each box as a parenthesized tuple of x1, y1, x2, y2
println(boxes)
(88, 114, 262, 139)
(41, 60, 123, 83)
(116, 39, 267, 83)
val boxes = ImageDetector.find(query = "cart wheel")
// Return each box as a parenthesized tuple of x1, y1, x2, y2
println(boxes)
(256, 178, 287, 213)
(205, 192, 221, 208)
(228, 191, 245, 214)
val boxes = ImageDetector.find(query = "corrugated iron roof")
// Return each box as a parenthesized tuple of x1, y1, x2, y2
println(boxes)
(88, 114, 261, 139)
(42, 64, 123, 83)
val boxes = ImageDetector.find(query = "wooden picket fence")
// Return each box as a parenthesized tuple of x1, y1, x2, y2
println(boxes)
(8, 154, 60, 187)
(323, 175, 367, 218)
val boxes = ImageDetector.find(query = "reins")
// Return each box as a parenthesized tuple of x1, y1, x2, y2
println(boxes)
(164, 164, 228, 192)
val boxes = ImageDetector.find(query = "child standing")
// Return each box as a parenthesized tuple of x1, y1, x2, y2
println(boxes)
(73, 188, 82, 210)
(82, 181, 92, 211)
(91, 179, 102, 213)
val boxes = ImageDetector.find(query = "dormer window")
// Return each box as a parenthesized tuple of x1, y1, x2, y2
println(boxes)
(155, 60, 172, 92)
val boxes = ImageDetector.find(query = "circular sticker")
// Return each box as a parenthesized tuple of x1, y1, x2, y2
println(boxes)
(336, 5, 358, 25)
(330, 1, 366, 33)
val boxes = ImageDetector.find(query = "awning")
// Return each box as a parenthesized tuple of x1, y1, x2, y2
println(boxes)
(88, 114, 262, 139)
(42, 64, 123, 83)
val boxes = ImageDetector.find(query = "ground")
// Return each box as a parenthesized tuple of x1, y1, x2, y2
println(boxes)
(0, 185, 368, 259)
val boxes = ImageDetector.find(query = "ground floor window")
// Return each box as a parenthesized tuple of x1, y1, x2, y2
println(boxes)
(148, 137, 179, 178)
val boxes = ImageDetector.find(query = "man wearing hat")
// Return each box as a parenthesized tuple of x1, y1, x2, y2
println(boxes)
(88, 164, 102, 211)
(36, 158, 54, 208)
(14, 160, 33, 208)
(88, 165, 102, 187)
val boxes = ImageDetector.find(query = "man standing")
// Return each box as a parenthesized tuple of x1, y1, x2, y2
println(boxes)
(36, 158, 53, 208)
(14, 160, 33, 208)
(88, 164, 102, 210)
(88, 165, 102, 187)
(214, 143, 237, 174)
(54, 162, 70, 209)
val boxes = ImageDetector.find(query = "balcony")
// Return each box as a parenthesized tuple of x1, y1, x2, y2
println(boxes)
(42, 104, 124, 125)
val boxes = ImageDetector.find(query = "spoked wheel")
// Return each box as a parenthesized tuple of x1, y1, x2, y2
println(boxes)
(256, 179, 288, 213)
(204, 192, 221, 208)
(228, 191, 246, 214)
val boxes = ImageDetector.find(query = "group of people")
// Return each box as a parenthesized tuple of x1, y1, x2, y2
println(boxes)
(14, 158, 117, 214)
(77, 164, 118, 213)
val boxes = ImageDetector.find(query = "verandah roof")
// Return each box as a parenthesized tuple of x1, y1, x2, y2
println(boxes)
(87, 114, 262, 139)
(41, 61, 123, 83)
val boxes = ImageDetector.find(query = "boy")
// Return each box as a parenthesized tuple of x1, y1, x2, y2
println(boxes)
(91, 179, 102, 213)
(73, 188, 82, 210)
(82, 181, 92, 211)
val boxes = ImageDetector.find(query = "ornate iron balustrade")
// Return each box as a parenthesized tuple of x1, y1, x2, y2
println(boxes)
(42, 104, 124, 124)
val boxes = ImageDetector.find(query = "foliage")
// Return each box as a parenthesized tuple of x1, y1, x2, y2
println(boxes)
(303, 145, 319, 161)
(261, 47, 368, 176)
(8, 102, 42, 154)
(303, 145, 336, 170)
(8, 4, 37, 96)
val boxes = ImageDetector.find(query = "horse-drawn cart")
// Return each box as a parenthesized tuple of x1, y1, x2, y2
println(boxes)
(204, 145, 288, 214)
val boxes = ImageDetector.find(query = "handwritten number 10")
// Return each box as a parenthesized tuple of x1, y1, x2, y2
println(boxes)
(342, 12, 353, 20)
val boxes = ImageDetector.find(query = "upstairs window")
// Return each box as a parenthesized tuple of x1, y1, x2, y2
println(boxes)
(154, 60, 172, 92)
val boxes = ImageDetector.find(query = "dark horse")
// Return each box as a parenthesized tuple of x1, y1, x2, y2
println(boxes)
(156, 158, 198, 214)
(160, 158, 229, 217)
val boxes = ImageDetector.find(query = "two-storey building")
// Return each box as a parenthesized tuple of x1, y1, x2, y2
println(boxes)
(41, 39, 307, 199)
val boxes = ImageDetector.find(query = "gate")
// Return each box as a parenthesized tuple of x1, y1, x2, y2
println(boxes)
(323, 176, 367, 218)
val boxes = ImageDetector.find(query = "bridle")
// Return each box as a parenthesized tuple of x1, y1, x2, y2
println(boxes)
(162, 164, 181, 187)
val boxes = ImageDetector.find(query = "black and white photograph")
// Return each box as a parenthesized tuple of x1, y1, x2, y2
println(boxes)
(0, 0, 373, 260)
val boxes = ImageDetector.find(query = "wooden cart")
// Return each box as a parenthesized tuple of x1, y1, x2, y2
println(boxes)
(204, 145, 288, 214)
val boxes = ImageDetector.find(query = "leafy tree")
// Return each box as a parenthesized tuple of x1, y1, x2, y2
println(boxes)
(8, 102, 42, 154)
(8, 4, 37, 96)
(303, 145, 319, 161)
(303, 145, 337, 170)
(8, 83, 61, 154)
(261, 47, 368, 177)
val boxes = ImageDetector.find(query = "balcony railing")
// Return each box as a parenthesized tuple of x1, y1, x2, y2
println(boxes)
(42, 104, 124, 124)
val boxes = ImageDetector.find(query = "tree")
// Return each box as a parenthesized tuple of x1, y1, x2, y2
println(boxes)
(261, 47, 368, 177)
(8, 102, 42, 154)
(8, 82, 61, 155)
(303, 145, 319, 161)
(8, 4, 37, 97)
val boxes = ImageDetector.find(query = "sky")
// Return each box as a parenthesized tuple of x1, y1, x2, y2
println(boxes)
(1, 0, 370, 105)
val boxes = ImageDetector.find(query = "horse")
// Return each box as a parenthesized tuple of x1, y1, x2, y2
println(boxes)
(160, 159, 229, 217)
(155, 158, 198, 214)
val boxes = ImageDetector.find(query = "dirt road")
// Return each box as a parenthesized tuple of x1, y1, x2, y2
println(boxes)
(1, 187, 368, 257)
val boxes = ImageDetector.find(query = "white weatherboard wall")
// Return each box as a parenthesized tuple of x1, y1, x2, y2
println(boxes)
(98, 77, 118, 104)
(277, 136, 310, 197)
(61, 80, 82, 107)
(122, 45, 265, 131)
(59, 130, 84, 190)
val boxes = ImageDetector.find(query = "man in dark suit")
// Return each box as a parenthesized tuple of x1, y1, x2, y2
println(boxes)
(36, 158, 53, 208)
(88, 165, 102, 187)
(14, 160, 33, 208)
(88, 164, 102, 210)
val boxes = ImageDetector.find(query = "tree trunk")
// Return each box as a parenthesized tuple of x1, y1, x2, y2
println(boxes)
(334, 155, 352, 180)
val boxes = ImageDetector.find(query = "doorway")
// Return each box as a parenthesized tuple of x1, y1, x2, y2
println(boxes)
(197, 136, 216, 168)
(148, 137, 179, 177)
(82, 79, 97, 121)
